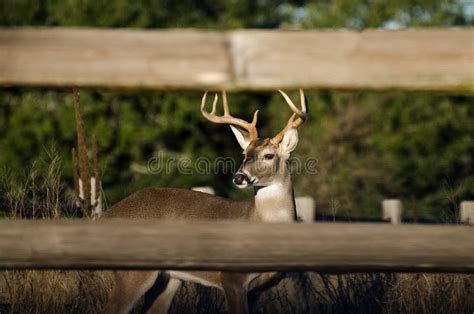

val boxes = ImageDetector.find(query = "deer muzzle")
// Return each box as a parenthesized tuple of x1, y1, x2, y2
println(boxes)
(233, 172, 250, 186)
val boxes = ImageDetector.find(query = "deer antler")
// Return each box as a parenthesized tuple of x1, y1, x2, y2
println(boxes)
(271, 89, 308, 144)
(201, 90, 259, 141)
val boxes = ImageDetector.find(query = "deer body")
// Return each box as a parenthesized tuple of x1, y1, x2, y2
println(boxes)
(103, 90, 308, 314)
(104, 188, 254, 220)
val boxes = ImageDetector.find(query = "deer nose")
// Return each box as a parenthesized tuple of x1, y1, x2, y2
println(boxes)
(233, 173, 249, 185)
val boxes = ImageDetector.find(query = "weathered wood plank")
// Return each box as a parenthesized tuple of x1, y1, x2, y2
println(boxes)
(0, 28, 231, 90)
(0, 27, 472, 92)
(230, 28, 474, 92)
(0, 220, 472, 272)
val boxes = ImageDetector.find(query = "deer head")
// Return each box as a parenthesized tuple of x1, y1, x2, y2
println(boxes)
(201, 89, 308, 189)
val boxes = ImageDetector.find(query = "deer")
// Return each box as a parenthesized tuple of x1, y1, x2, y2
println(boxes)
(102, 89, 309, 314)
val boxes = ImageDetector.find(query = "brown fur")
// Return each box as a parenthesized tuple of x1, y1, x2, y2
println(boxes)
(104, 188, 254, 220)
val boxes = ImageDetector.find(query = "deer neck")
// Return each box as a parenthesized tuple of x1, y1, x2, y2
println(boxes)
(253, 169, 296, 223)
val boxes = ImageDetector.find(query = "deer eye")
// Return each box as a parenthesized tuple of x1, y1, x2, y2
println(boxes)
(263, 154, 275, 160)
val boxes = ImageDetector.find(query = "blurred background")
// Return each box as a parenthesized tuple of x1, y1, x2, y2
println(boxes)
(0, 0, 473, 221)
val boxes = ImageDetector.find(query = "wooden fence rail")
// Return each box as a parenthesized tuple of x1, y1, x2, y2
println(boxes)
(0, 220, 472, 272)
(1, 27, 473, 92)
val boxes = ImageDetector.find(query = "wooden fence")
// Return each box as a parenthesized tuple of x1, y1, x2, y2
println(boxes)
(0, 220, 472, 272)
(1, 27, 473, 92)
(1, 27, 473, 273)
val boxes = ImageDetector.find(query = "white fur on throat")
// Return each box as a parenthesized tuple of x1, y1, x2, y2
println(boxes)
(254, 183, 293, 222)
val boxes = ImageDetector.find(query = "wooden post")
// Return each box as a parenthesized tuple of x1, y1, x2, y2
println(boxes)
(295, 196, 315, 223)
(382, 199, 403, 225)
(460, 201, 474, 224)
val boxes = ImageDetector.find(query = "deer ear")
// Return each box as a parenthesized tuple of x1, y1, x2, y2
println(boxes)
(230, 125, 251, 150)
(279, 128, 298, 154)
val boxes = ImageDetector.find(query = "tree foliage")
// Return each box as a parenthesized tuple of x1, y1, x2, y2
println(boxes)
(1, 0, 471, 28)
(0, 1, 472, 220)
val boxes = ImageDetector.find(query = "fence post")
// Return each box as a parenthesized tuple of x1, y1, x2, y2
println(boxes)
(295, 196, 315, 223)
(460, 201, 474, 224)
(382, 199, 403, 225)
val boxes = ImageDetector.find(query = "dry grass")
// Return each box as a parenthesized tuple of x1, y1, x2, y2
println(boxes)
(0, 146, 75, 219)
(0, 270, 471, 313)
(386, 273, 474, 313)
(166, 272, 473, 314)
(0, 147, 112, 314)
(1, 271, 113, 314)
(254, 273, 473, 314)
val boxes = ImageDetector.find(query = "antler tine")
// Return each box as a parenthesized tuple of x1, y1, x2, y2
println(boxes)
(201, 90, 259, 141)
(277, 89, 307, 120)
(211, 93, 218, 115)
(251, 110, 259, 126)
(222, 90, 230, 116)
(300, 88, 309, 115)
(271, 89, 308, 144)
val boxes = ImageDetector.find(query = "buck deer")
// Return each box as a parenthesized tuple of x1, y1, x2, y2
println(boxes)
(103, 89, 308, 314)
